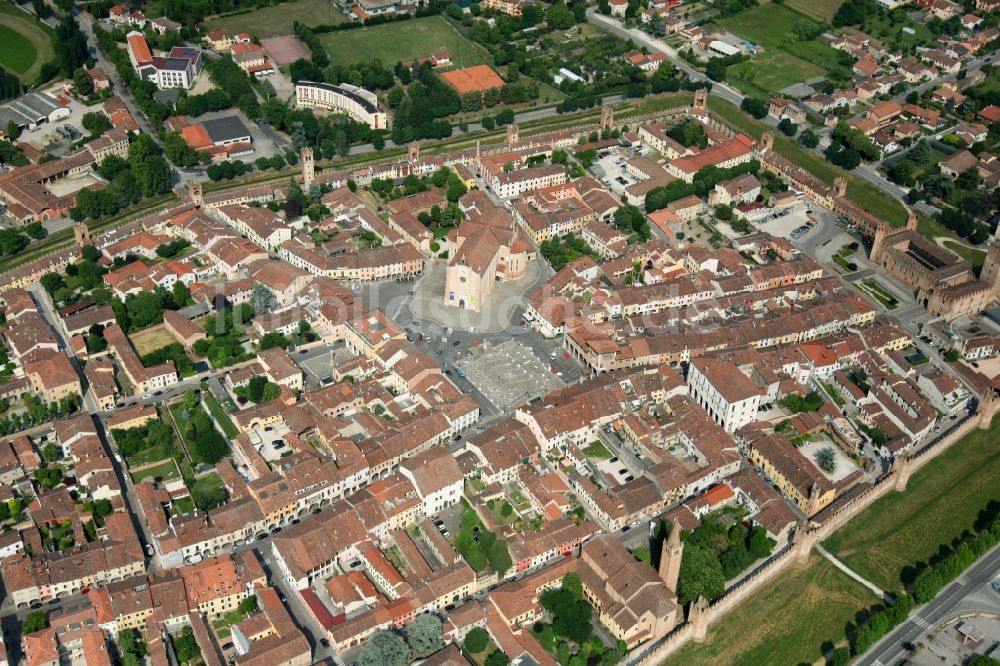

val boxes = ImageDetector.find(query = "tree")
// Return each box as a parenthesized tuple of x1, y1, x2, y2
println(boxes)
(464, 627, 490, 653)
(359, 631, 409, 666)
(22, 611, 48, 635)
(485, 652, 510, 666)
(815, 446, 837, 473)
(677, 544, 725, 604)
(777, 117, 797, 137)
(249, 285, 277, 316)
(799, 129, 819, 148)
(406, 614, 444, 658)
(0, 229, 28, 256)
(42, 443, 61, 463)
(73, 68, 93, 97)
(546, 0, 576, 29)
(740, 97, 768, 119)
(81, 112, 112, 137)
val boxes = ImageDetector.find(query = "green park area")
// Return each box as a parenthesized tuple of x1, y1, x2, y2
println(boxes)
(726, 50, 825, 101)
(664, 556, 874, 666)
(318, 16, 486, 69)
(823, 417, 1000, 592)
(204, 0, 347, 38)
(0, 1, 56, 83)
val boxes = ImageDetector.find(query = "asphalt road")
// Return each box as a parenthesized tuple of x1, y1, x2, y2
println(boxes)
(858, 543, 1000, 666)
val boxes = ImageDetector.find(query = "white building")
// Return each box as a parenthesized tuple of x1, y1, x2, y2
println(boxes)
(687, 357, 762, 433)
(295, 80, 389, 129)
(398, 448, 464, 516)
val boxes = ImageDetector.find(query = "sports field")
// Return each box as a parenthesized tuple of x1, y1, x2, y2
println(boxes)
(0, 1, 56, 83)
(716, 2, 823, 51)
(664, 556, 874, 666)
(318, 16, 486, 69)
(204, 0, 348, 38)
(823, 417, 1000, 592)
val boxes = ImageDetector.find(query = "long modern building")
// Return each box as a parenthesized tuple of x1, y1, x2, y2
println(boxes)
(295, 81, 389, 129)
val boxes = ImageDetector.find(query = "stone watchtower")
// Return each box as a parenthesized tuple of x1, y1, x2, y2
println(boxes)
(188, 180, 203, 207)
(601, 105, 614, 132)
(833, 176, 847, 198)
(408, 142, 420, 163)
(506, 124, 519, 148)
(892, 454, 912, 492)
(301, 146, 314, 191)
(870, 221, 890, 265)
(658, 519, 683, 594)
(73, 223, 91, 246)
(693, 88, 708, 111)
(980, 245, 1000, 296)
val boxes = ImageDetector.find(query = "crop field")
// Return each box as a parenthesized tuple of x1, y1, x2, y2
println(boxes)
(0, 1, 56, 83)
(784, 0, 841, 22)
(204, 0, 348, 38)
(728, 50, 825, 98)
(318, 16, 486, 69)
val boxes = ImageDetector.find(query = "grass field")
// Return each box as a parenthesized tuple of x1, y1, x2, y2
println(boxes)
(0, 1, 56, 83)
(706, 96, 910, 227)
(318, 16, 486, 69)
(784, 0, 841, 21)
(130, 324, 177, 356)
(728, 50, 825, 99)
(131, 458, 181, 484)
(716, 3, 821, 51)
(823, 417, 1000, 593)
(664, 556, 874, 666)
(943, 240, 987, 267)
(204, 0, 348, 38)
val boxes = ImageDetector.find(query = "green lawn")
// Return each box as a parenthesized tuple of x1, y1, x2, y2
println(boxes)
(130, 459, 181, 484)
(664, 556, 874, 666)
(204, 0, 348, 38)
(126, 441, 178, 467)
(581, 440, 612, 458)
(190, 472, 225, 499)
(824, 417, 1000, 592)
(169, 496, 196, 517)
(318, 16, 486, 69)
(0, 1, 56, 83)
(943, 240, 987, 268)
(203, 392, 239, 438)
(706, 96, 910, 228)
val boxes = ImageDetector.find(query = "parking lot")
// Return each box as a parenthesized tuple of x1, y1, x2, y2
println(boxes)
(247, 421, 291, 461)
(752, 205, 817, 240)
(456, 339, 565, 413)
(591, 153, 644, 197)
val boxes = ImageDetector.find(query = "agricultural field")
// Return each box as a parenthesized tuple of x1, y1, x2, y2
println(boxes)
(318, 16, 487, 69)
(0, 1, 56, 83)
(204, 0, 348, 38)
(727, 50, 825, 100)
(715, 2, 846, 94)
(823, 417, 1000, 592)
(129, 324, 178, 356)
(664, 556, 875, 666)
(784, 0, 841, 22)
